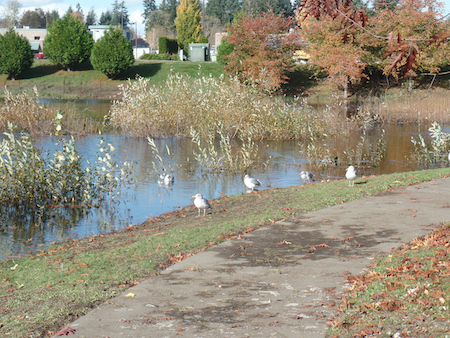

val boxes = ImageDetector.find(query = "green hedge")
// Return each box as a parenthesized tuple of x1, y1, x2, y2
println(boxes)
(140, 53, 180, 61)
(159, 37, 178, 54)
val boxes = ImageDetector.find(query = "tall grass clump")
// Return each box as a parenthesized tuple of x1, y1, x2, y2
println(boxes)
(0, 87, 55, 134)
(106, 70, 326, 140)
(0, 115, 132, 220)
(303, 109, 386, 168)
(355, 89, 450, 124)
(0, 87, 104, 135)
(411, 121, 450, 164)
(190, 121, 266, 172)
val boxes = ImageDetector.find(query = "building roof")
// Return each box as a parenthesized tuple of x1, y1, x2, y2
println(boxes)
(29, 41, 40, 50)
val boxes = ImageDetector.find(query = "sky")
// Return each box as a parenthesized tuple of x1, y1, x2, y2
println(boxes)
(0, 0, 156, 36)
(2, 0, 450, 38)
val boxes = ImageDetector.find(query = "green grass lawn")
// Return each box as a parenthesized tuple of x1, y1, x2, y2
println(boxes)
(0, 59, 225, 100)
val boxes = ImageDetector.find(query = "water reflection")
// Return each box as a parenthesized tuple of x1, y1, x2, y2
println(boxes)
(0, 124, 442, 260)
(37, 98, 112, 121)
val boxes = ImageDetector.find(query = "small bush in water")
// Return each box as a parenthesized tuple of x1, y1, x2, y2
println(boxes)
(0, 116, 132, 216)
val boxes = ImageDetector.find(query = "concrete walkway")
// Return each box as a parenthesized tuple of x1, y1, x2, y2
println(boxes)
(56, 178, 450, 338)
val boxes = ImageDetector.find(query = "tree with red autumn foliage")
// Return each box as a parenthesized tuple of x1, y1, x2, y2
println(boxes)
(361, 0, 450, 79)
(296, 0, 450, 95)
(223, 10, 302, 93)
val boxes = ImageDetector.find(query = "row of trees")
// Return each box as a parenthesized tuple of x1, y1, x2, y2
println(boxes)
(0, 0, 129, 29)
(141, 0, 301, 49)
(215, 0, 450, 94)
(297, 0, 450, 94)
(0, 13, 134, 80)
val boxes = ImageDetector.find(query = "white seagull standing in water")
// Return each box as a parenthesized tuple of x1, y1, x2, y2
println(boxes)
(244, 174, 262, 191)
(163, 174, 174, 185)
(192, 193, 212, 217)
(345, 165, 357, 187)
(300, 170, 315, 183)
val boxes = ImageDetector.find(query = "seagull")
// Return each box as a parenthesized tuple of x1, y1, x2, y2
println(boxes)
(300, 170, 314, 183)
(163, 174, 174, 185)
(244, 174, 262, 191)
(345, 165, 357, 187)
(192, 193, 212, 217)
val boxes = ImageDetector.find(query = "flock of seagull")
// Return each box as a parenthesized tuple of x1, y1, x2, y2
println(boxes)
(164, 164, 359, 218)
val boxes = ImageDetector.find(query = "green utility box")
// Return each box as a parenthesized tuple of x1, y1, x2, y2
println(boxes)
(189, 43, 210, 61)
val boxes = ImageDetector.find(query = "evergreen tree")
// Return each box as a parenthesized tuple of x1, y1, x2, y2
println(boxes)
(20, 8, 46, 28)
(65, 6, 73, 16)
(142, 0, 157, 24)
(43, 14, 94, 71)
(146, 9, 174, 32)
(76, 3, 83, 14)
(0, 28, 34, 80)
(160, 0, 179, 22)
(175, 0, 203, 51)
(86, 7, 97, 25)
(242, 0, 293, 17)
(99, 10, 113, 25)
(205, 0, 241, 22)
(111, 0, 129, 27)
(91, 27, 134, 78)
(45, 10, 60, 27)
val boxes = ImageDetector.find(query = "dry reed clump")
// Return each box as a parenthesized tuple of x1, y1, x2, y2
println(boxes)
(356, 89, 450, 124)
(0, 88, 104, 136)
(411, 121, 450, 164)
(0, 87, 55, 135)
(106, 71, 326, 140)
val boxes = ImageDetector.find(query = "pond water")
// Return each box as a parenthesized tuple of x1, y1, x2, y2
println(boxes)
(0, 100, 446, 260)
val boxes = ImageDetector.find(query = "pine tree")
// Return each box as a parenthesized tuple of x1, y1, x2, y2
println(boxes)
(205, 0, 241, 22)
(142, 0, 157, 24)
(0, 28, 34, 80)
(86, 7, 97, 25)
(175, 0, 203, 51)
(43, 14, 94, 71)
(91, 27, 134, 79)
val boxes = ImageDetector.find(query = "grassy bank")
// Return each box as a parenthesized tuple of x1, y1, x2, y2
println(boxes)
(0, 60, 224, 100)
(1, 168, 450, 337)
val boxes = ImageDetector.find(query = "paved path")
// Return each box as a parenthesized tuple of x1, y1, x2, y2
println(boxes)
(57, 178, 450, 338)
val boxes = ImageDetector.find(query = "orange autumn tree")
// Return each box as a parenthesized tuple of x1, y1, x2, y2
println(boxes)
(296, 0, 369, 97)
(223, 10, 302, 93)
(297, 0, 450, 95)
(362, 0, 450, 80)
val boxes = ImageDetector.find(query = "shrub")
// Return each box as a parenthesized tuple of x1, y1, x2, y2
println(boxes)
(159, 37, 178, 54)
(216, 37, 233, 67)
(43, 14, 94, 71)
(140, 53, 179, 61)
(0, 117, 132, 218)
(91, 27, 134, 79)
(0, 28, 34, 80)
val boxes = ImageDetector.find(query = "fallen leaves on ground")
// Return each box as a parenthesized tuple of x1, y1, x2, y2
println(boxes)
(55, 326, 76, 336)
(329, 224, 450, 336)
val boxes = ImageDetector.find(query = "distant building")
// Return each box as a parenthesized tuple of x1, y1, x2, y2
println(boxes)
(0, 27, 47, 54)
(87, 25, 129, 42)
(0, 25, 146, 60)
